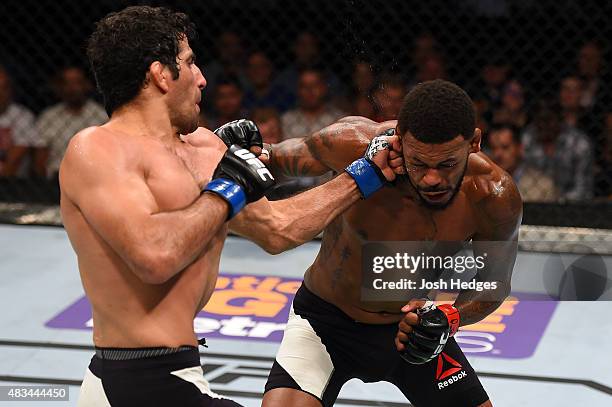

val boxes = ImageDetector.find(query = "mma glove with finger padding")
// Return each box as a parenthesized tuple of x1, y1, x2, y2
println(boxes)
(345, 129, 394, 198)
(400, 301, 460, 364)
(203, 145, 275, 219)
(214, 119, 263, 150)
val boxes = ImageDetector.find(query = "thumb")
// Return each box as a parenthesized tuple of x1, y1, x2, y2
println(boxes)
(250, 145, 263, 156)
(259, 152, 270, 165)
(401, 298, 428, 313)
(390, 135, 402, 153)
(369, 135, 396, 182)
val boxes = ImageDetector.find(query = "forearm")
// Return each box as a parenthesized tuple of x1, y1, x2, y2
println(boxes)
(232, 172, 360, 254)
(454, 297, 504, 327)
(453, 278, 511, 326)
(269, 172, 360, 250)
(131, 193, 229, 283)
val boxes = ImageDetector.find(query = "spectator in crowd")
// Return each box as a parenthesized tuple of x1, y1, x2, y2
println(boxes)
(411, 32, 441, 70)
(281, 68, 344, 140)
(522, 100, 593, 200)
(373, 73, 407, 122)
(473, 58, 511, 129)
(249, 107, 296, 200)
(206, 74, 247, 130)
(575, 40, 611, 159)
(474, 99, 490, 136)
(0, 65, 41, 177)
(339, 59, 377, 119)
(276, 31, 342, 104)
(559, 75, 589, 131)
(492, 79, 528, 128)
(36, 66, 107, 179)
(577, 41, 606, 112)
(250, 107, 283, 144)
(243, 51, 293, 113)
(488, 124, 557, 202)
(201, 31, 247, 112)
(407, 52, 448, 90)
(594, 112, 612, 199)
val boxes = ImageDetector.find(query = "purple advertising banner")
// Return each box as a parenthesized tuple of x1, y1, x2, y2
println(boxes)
(46, 274, 556, 359)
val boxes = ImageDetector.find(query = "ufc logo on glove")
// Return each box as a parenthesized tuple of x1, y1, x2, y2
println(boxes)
(234, 149, 274, 182)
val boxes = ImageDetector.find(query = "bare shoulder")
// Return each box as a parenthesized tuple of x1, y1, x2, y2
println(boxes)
(464, 152, 523, 228)
(60, 127, 118, 199)
(63, 126, 122, 167)
(60, 125, 142, 189)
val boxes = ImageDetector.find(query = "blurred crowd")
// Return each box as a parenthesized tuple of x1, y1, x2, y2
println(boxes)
(1, 31, 610, 203)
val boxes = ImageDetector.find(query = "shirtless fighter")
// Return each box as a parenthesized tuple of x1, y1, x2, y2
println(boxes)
(260, 80, 523, 406)
(61, 6, 396, 407)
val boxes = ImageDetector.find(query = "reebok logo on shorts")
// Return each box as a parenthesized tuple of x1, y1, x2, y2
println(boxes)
(436, 352, 467, 390)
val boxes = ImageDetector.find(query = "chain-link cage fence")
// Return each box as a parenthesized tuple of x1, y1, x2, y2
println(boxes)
(0, 0, 610, 229)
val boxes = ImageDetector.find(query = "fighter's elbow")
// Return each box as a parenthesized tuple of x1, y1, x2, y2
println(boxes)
(260, 225, 305, 254)
(131, 250, 177, 284)
(260, 236, 292, 255)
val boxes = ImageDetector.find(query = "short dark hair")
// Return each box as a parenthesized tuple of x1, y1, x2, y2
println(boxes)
(398, 79, 475, 143)
(87, 6, 196, 114)
(489, 123, 522, 144)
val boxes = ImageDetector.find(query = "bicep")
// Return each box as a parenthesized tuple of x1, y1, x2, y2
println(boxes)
(271, 137, 330, 177)
(77, 174, 158, 249)
(271, 119, 371, 176)
(302, 121, 370, 172)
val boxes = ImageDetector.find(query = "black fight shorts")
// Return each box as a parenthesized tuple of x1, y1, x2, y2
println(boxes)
(265, 284, 489, 406)
(78, 346, 242, 406)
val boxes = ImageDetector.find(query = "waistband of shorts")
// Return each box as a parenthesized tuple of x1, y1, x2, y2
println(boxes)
(294, 283, 354, 322)
(89, 346, 201, 378)
(95, 345, 198, 361)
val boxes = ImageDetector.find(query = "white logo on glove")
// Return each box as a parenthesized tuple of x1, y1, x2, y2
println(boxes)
(365, 130, 394, 161)
(234, 149, 275, 182)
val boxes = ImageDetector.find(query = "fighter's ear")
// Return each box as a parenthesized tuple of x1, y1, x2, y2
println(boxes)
(147, 61, 170, 93)
(469, 128, 482, 153)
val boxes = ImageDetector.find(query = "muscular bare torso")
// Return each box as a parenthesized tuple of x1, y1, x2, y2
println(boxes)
(303, 119, 513, 324)
(61, 127, 226, 348)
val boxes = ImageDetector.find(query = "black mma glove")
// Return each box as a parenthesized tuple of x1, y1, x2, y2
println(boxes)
(399, 301, 461, 364)
(214, 119, 263, 151)
(345, 129, 394, 198)
(203, 145, 275, 219)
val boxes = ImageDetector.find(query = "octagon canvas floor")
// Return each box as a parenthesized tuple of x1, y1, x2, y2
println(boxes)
(0, 224, 611, 406)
